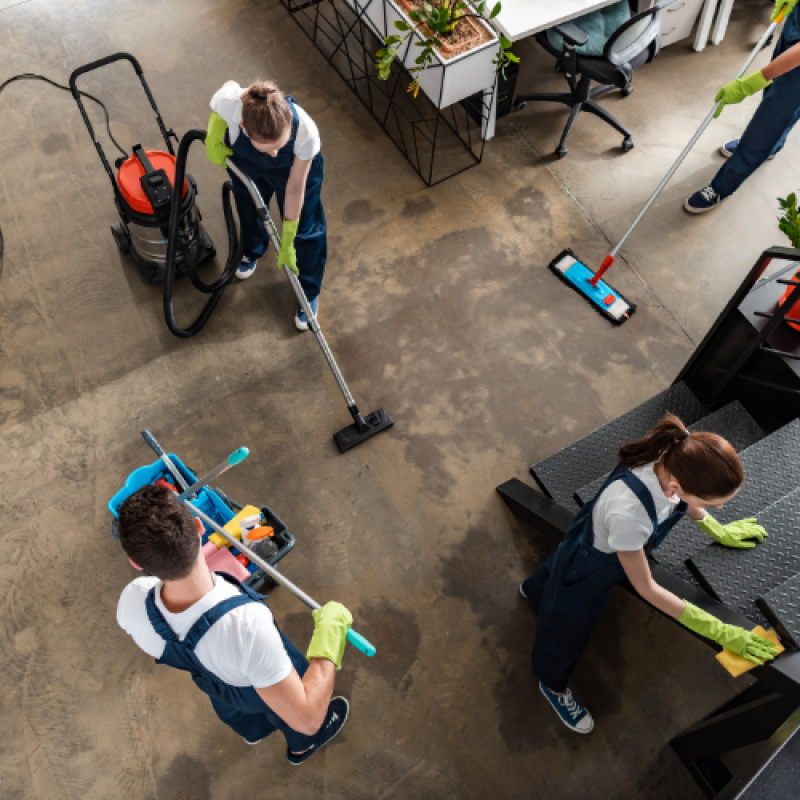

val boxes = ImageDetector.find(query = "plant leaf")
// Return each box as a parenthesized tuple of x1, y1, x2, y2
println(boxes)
(499, 33, 511, 48)
(491, 1, 501, 16)
(506, 52, 519, 62)
(394, 19, 412, 30)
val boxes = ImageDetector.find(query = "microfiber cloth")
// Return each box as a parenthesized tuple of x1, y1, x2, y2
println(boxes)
(716, 626, 784, 677)
(547, 0, 631, 57)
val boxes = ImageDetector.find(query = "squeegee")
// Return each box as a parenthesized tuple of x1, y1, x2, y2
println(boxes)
(551, 7, 788, 325)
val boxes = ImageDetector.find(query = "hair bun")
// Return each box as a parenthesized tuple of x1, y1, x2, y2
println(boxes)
(248, 82, 278, 101)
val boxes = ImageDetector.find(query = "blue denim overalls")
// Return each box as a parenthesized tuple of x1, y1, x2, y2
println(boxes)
(712, 5, 800, 197)
(522, 465, 687, 693)
(227, 96, 326, 302)
(145, 572, 325, 751)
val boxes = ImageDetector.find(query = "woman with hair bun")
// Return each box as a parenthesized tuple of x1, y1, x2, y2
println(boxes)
(521, 414, 779, 734)
(205, 79, 325, 331)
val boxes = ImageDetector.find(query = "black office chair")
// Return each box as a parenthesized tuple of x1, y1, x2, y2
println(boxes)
(514, 0, 674, 158)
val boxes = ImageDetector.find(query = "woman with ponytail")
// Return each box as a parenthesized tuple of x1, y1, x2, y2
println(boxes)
(521, 414, 778, 734)
(205, 79, 326, 331)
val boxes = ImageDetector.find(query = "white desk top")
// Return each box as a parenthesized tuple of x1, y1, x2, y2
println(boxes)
(492, 0, 621, 42)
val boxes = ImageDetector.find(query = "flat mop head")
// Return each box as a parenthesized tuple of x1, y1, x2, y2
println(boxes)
(549, 249, 636, 325)
(334, 408, 394, 454)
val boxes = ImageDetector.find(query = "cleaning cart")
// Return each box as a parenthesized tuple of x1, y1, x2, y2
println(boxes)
(108, 453, 295, 594)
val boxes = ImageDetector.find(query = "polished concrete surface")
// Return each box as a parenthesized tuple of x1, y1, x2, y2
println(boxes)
(1, 1, 798, 797)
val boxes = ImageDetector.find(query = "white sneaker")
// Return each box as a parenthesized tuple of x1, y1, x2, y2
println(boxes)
(294, 297, 319, 332)
(236, 256, 257, 280)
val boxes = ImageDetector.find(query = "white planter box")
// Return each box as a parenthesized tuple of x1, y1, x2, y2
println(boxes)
(352, 0, 499, 109)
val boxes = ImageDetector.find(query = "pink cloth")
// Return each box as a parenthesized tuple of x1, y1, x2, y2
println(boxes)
(205, 545, 250, 581)
(202, 541, 219, 560)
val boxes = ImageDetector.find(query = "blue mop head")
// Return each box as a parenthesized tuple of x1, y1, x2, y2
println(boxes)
(549, 249, 635, 325)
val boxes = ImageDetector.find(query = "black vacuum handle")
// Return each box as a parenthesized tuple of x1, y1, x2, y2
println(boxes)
(69, 52, 175, 193)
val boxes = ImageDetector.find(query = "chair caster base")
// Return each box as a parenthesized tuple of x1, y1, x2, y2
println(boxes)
(555, 145, 568, 159)
(622, 84, 633, 97)
(515, 100, 527, 111)
(622, 137, 634, 153)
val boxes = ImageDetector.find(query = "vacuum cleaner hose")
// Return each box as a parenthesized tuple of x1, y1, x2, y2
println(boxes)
(163, 128, 241, 338)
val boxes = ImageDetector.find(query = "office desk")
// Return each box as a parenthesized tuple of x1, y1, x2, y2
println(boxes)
(492, 0, 621, 43)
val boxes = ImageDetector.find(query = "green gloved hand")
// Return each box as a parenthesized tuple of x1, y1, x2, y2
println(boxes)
(679, 601, 779, 665)
(306, 601, 353, 670)
(205, 112, 233, 169)
(772, 0, 798, 22)
(694, 513, 768, 549)
(714, 71, 771, 118)
(277, 219, 300, 276)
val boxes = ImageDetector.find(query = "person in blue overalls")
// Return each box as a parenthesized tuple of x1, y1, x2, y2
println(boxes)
(685, 0, 800, 213)
(205, 80, 325, 331)
(116, 484, 352, 764)
(521, 414, 779, 734)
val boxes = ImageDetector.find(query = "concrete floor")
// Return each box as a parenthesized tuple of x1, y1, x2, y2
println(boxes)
(1, 0, 799, 797)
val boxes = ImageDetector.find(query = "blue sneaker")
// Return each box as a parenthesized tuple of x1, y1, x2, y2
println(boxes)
(520, 582, 527, 599)
(684, 185, 726, 214)
(720, 139, 776, 160)
(540, 682, 594, 734)
(287, 697, 349, 765)
(294, 296, 319, 331)
(236, 256, 257, 280)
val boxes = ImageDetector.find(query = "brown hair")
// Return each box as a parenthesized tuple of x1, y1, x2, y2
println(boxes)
(118, 484, 200, 580)
(241, 81, 292, 143)
(618, 413, 744, 500)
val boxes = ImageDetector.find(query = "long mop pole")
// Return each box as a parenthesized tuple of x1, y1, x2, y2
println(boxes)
(590, 9, 787, 288)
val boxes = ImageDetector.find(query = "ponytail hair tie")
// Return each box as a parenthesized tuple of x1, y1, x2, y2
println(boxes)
(679, 429, 690, 441)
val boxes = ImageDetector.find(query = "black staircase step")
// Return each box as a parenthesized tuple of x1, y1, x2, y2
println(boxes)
(530, 382, 706, 510)
(574, 400, 765, 507)
(687, 486, 800, 625)
(757, 573, 800, 649)
(656, 417, 800, 584)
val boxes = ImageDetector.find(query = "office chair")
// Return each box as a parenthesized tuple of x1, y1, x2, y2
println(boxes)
(513, 0, 674, 158)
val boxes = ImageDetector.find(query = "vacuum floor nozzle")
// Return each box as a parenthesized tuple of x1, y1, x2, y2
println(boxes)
(549, 249, 636, 325)
(334, 408, 394, 454)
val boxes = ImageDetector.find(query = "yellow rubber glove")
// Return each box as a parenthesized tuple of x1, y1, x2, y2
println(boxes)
(714, 70, 772, 118)
(306, 601, 353, 669)
(694, 513, 768, 549)
(277, 219, 300, 276)
(206, 112, 233, 169)
(679, 602, 779, 665)
(773, 0, 798, 22)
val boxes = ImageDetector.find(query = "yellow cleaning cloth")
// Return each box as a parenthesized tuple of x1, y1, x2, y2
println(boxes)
(716, 626, 784, 677)
(208, 505, 261, 548)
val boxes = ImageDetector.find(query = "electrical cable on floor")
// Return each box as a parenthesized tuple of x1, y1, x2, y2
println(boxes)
(0, 73, 127, 157)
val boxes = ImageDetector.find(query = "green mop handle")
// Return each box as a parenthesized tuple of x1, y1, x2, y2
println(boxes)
(189, 503, 376, 657)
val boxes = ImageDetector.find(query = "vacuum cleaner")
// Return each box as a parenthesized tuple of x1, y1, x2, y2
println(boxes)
(551, 6, 789, 326)
(69, 53, 240, 338)
(70, 53, 392, 452)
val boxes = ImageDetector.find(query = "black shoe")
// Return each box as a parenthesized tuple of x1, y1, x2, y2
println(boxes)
(287, 697, 349, 765)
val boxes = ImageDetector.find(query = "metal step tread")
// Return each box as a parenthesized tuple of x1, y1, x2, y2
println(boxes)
(758, 572, 800, 649)
(655, 417, 800, 581)
(687, 485, 800, 624)
(574, 400, 765, 508)
(531, 383, 706, 510)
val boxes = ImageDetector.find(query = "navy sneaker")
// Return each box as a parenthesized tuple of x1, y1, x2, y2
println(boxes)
(244, 737, 261, 745)
(720, 139, 776, 160)
(540, 682, 594, 734)
(520, 582, 528, 599)
(295, 296, 319, 332)
(236, 256, 257, 280)
(287, 697, 349, 765)
(684, 185, 726, 214)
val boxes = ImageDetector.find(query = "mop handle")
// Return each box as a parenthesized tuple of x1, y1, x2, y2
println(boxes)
(141, 429, 191, 491)
(177, 448, 249, 501)
(225, 158, 359, 409)
(603, 11, 785, 266)
(189, 503, 377, 657)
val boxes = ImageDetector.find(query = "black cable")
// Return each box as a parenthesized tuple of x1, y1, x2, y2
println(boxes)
(0, 73, 127, 157)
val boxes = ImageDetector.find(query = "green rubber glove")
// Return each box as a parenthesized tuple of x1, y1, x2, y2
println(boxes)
(306, 601, 353, 670)
(714, 70, 771, 118)
(694, 513, 768, 549)
(206, 112, 233, 169)
(277, 219, 300, 276)
(679, 602, 779, 665)
(773, 0, 798, 22)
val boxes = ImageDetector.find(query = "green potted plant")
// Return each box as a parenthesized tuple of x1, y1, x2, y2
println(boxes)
(776, 192, 800, 329)
(368, 0, 515, 106)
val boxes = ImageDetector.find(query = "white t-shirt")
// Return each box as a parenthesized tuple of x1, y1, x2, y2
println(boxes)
(591, 462, 681, 554)
(210, 82, 320, 161)
(117, 573, 293, 688)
